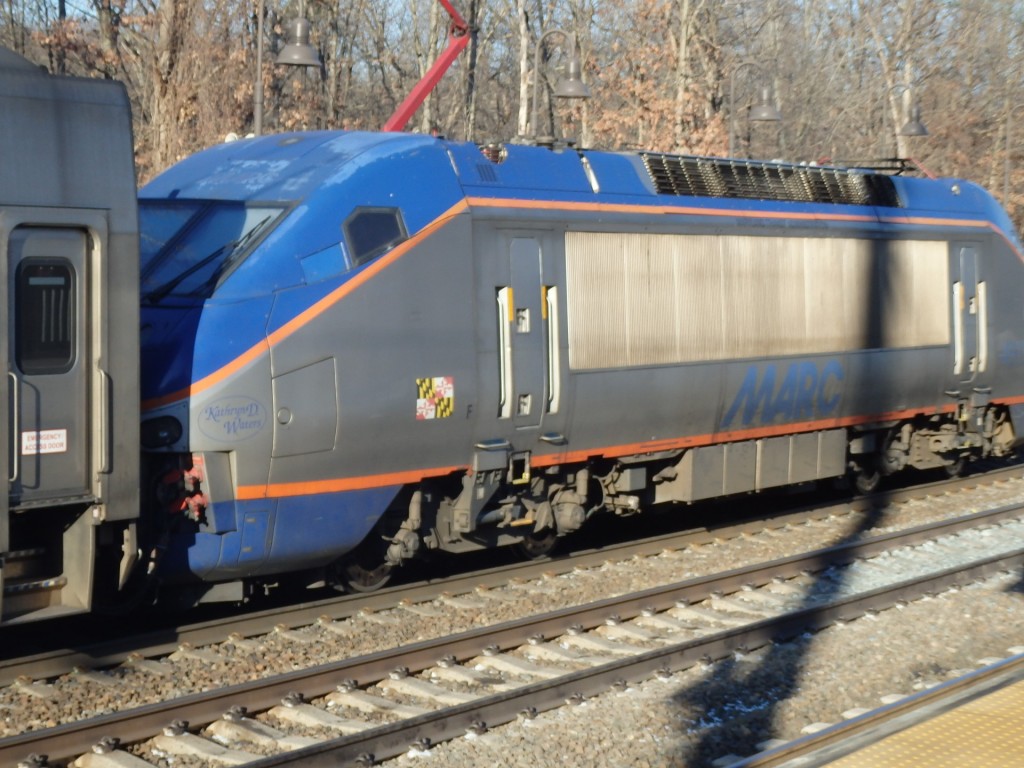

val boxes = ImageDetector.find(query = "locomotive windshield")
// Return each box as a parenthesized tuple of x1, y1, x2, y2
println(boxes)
(139, 200, 284, 302)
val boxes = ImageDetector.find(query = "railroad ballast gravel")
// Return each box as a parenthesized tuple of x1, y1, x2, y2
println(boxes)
(392, 572, 1024, 768)
(2, 475, 1024, 767)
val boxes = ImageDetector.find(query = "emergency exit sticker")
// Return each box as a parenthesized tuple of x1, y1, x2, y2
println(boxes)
(22, 429, 68, 455)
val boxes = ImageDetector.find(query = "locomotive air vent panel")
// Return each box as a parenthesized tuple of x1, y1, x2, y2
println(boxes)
(641, 153, 903, 207)
(476, 163, 499, 183)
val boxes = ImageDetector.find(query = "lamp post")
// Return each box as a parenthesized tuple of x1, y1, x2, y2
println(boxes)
(254, 0, 321, 136)
(727, 61, 781, 157)
(529, 28, 590, 144)
(885, 84, 928, 159)
(255, 0, 267, 136)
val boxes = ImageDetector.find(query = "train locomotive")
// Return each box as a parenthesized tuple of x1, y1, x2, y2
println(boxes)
(4, 45, 1024, 623)
(135, 128, 1024, 600)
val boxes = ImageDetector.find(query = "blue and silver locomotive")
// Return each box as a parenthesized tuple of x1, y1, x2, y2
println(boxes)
(136, 130, 1024, 598)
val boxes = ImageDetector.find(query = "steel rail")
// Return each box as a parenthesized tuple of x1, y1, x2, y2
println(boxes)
(728, 651, 1024, 767)
(239, 548, 1024, 766)
(4, 462, 1020, 687)
(234, 548, 1024, 765)
(2, 500, 1022, 765)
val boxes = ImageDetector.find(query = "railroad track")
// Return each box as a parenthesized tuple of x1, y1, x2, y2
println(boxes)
(3, 489, 1024, 766)
(4, 461, 1022, 688)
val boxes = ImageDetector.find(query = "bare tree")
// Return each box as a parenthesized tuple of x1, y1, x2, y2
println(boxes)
(4, 0, 1024, 232)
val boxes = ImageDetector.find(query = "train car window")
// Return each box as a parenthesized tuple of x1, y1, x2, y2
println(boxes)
(343, 207, 407, 267)
(16, 260, 75, 374)
(140, 202, 284, 301)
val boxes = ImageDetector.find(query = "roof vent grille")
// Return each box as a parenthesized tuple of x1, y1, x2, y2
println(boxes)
(641, 153, 902, 208)
(476, 163, 499, 183)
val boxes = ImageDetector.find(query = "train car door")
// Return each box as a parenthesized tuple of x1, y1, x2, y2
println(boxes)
(953, 244, 984, 384)
(7, 228, 91, 506)
(498, 237, 551, 430)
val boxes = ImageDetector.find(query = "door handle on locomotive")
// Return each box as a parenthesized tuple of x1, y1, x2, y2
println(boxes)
(8, 371, 19, 483)
(99, 369, 112, 473)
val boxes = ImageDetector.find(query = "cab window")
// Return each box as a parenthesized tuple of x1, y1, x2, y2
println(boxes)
(343, 207, 407, 267)
(139, 200, 284, 302)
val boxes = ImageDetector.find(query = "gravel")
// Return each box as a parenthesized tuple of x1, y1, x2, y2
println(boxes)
(389, 572, 1024, 768)
(3, 474, 1024, 767)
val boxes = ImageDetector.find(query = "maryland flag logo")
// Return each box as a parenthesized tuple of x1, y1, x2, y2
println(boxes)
(416, 376, 454, 420)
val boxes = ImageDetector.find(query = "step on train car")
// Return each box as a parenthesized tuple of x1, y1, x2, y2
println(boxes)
(136, 130, 1024, 599)
(0, 48, 140, 624)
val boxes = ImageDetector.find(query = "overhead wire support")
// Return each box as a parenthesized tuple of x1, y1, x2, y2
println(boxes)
(382, 0, 470, 132)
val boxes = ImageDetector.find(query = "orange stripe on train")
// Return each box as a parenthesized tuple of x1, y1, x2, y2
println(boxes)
(236, 402, 962, 500)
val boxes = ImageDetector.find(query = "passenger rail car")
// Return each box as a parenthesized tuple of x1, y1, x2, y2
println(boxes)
(138, 131, 1024, 596)
(0, 48, 140, 624)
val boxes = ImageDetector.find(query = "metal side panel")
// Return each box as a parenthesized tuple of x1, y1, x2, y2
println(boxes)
(196, 452, 237, 535)
(756, 436, 792, 491)
(566, 232, 950, 372)
(789, 432, 820, 484)
(60, 509, 95, 611)
(272, 357, 339, 458)
(818, 429, 848, 478)
(723, 440, 757, 495)
(656, 429, 848, 505)
(671, 445, 725, 503)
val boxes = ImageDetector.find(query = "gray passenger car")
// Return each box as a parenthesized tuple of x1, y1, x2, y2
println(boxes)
(0, 48, 139, 624)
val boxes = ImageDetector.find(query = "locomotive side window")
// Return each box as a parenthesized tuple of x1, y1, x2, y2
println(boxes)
(16, 260, 75, 374)
(343, 207, 407, 267)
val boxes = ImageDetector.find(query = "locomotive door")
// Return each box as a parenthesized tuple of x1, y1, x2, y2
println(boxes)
(953, 245, 983, 384)
(7, 228, 91, 506)
(498, 237, 552, 430)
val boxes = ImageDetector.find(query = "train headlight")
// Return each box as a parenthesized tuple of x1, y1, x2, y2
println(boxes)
(141, 416, 183, 448)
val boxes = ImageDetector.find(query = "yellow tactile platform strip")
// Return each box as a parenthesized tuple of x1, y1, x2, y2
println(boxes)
(824, 679, 1024, 767)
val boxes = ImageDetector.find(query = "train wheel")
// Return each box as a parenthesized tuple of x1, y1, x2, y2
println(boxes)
(339, 559, 393, 593)
(852, 462, 882, 494)
(333, 535, 394, 593)
(944, 455, 966, 478)
(516, 528, 558, 559)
